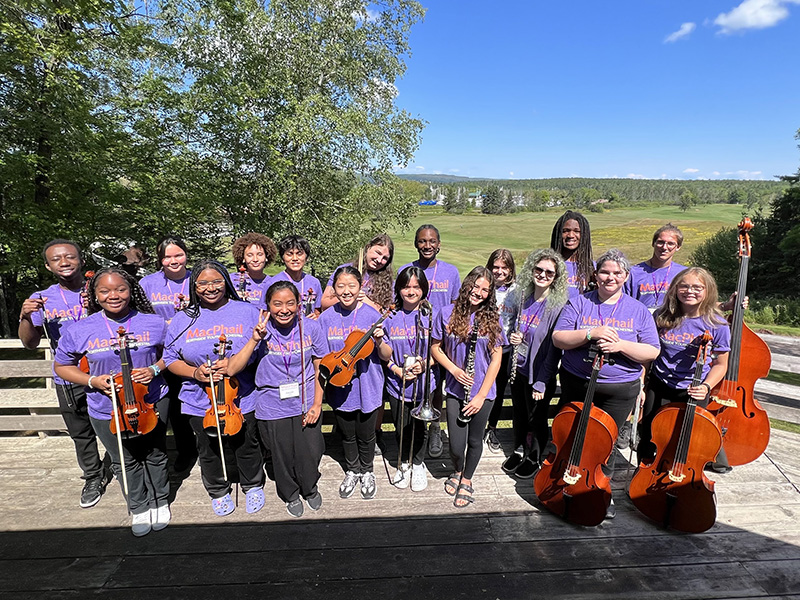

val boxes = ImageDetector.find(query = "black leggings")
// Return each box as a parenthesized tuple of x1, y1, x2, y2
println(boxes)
(487, 350, 511, 428)
(510, 375, 557, 462)
(557, 368, 641, 434)
(334, 408, 378, 474)
(387, 392, 427, 466)
(446, 394, 494, 480)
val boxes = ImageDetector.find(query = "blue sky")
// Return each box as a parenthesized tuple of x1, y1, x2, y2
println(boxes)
(392, 0, 800, 181)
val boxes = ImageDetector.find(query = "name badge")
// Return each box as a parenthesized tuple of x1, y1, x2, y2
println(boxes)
(517, 342, 529, 360)
(279, 382, 300, 400)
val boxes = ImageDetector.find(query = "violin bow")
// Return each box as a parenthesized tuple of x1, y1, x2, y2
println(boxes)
(108, 372, 130, 498)
(206, 356, 229, 481)
(299, 290, 310, 427)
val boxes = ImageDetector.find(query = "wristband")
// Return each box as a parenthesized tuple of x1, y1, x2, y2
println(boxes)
(585, 330, 592, 341)
(149, 364, 162, 377)
(700, 382, 711, 395)
(87, 376, 95, 389)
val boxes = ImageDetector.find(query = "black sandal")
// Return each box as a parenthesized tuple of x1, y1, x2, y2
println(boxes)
(444, 473, 460, 496)
(454, 483, 474, 508)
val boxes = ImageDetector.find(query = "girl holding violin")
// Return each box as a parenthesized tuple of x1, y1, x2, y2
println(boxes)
(550, 210, 595, 299)
(503, 248, 566, 477)
(383, 266, 435, 491)
(483, 248, 517, 455)
(320, 233, 395, 311)
(271, 235, 324, 316)
(625, 224, 687, 311)
(226, 281, 327, 517)
(163, 260, 266, 516)
(229, 232, 278, 308)
(431, 267, 505, 508)
(53, 266, 170, 537)
(638, 267, 731, 467)
(316, 266, 392, 500)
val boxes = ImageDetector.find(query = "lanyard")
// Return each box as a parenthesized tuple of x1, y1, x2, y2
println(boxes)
(650, 263, 672, 304)
(56, 286, 83, 322)
(164, 272, 187, 298)
(270, 320, 298, 379)
(596, 294, 621, 325)
(401, 309, 418, 349)
(102, 310, 133, 340)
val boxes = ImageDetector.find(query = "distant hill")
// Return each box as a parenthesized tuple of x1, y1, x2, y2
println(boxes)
(398, 173, 474, 183)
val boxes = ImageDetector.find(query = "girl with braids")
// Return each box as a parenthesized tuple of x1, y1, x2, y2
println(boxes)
(550, 210, 595, 299)
(163, 260, 266, 517)
(229, 232, 279, 308)
(638, 267, 732, 471)
(54, 267, 171, 537)
(483, 248, 517, 454)
(431, 266, 506, 507)
(321, 233, 395, 311)
(502, 249, 567, 477)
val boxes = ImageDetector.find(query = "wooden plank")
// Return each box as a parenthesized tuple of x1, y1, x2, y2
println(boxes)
(771, 353, 799, 374)
(0, 557, 122, 593)
(741, 559, 800, 595)
(0, 415, 65, 431)
(0, 339, 49, 350)
(0, 360, 54, 378)
(0, 389, 57, 408)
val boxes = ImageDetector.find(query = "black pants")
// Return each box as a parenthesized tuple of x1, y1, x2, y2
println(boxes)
(258, 416, 324, 503)
(334, 408, 378, 474)
(56, 383, 104, 481)
(558, 368, 641, 433)
(387, 392, 428, 466)
(510, 375, 557, 462)
(165, 371, 197, 461)
(189, 412, 265, 498)
(90, 416, 169, 514)
(446, 394, 494, 480)
(487, 350, 511, 429)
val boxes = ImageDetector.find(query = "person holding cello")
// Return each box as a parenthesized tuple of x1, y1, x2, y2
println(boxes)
(552, 249, 660, 518)
(550, 210, 594, 299)
(271, 235, 324, 316)
(53, 266, 170, 536)
(316, 266, 392, 500)
(431, 266, 505, 508)
(226, 281, 327, 517)
(163, 260, 266, 516)
(638, 267, 732, 471)
(19, 239, 109, 509)
(229, 232, 278, 308)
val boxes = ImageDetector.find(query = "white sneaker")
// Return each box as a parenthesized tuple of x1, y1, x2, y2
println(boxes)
(411, 463, 428, 492)
(131, 510, 152, 537)
(151, 503, 171, 531)
(361, 471, 377, 499)
(392, 463, 411, 489)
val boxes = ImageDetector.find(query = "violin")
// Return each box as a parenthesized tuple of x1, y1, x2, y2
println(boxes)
(707, 218, 771, 465)
(629, 331, 722, 533)
(534, 346, 617, 526)
(202, 334, 244, 437)
(174, 293, 188, 312)
(301, 288, 316, 317)
(319, 304, 394, 387)
(109, 326, 159, 438)
(237, 265, 249, 301)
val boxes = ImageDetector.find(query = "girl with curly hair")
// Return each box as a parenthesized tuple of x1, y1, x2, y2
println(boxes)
(54, 266, 171, 537)
(431, 266, 506, 507)
(321, 233, 395, 311)
(502, 249, 567, 477)
(229, 232, 278, 308)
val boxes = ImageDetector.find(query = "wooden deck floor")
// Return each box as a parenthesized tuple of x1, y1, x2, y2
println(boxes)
(1, 426, 799, 600)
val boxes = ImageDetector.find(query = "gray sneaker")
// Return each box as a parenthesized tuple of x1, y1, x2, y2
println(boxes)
(79, 477, 104, 508)
(339, 471, 360, 498)
(360, 471, 377, 499)
(305, 491, 323, 511)
(286, 498, 304, 518)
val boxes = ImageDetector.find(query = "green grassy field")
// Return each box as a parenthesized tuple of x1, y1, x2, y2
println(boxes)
(388, 204, 746, 276)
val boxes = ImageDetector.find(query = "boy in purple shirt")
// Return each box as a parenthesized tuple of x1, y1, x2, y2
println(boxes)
(625, 223, 687, 310)
(18, 239, 108, 509)
(228, 232, 278, 308)
(271, 235, 323, 315)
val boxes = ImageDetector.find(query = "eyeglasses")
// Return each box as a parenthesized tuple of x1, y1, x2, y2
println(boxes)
(534, 266, 556, 279)
(655, 241, 679, 249)
(195, 280, 226, 291)
(677, 284, 705, 292)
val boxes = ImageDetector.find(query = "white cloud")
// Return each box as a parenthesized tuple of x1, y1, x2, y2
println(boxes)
(509, 171, 515, 176)
(683, 168, 700, 173)
(414, 165, 425, 170)
(714, 0, 800, 33)
(712, 171, 721, 175)
(627, 173, 646, 179)
(664, 22, 696, 43)
(723, 169, 764, 178)
(661, 174, 667, 179)
(449, 169, 460, 173)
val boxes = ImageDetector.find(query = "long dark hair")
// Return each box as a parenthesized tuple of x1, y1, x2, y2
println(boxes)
(156, 236, 188, 265)
(550, 210, 593, 292)
(354, 233, 394, 308)
(393, 266, 429, 308)
(447, 266, 502, 347)
(87, 267, 154, 315)
(183, 259, 242, 318)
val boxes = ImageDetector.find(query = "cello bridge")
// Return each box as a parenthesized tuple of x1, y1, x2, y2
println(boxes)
(668, 471, 686, 483)
(562, 469, 581, 485)
(711, 395, 737, 408)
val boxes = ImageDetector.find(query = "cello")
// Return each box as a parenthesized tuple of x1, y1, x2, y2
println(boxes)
(534, 346, 617, 526)
(319, 304, 394, 387)
(202, 334, 244, 437)
(629, 331, 722, 533)
(707, 218, 771, 466)
(109, 326, 159, 438)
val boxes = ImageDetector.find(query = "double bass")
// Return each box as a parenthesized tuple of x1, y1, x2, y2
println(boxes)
(534, 346, 617, 526)
(109, 326, 159, 438)
(203, 334, 244, 437)
(707, 218, 771, 466)
(629, 331, 722, 533)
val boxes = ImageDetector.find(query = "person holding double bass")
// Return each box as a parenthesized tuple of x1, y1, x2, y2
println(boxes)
(163, 260, 266, 517)
(53, 266, 170, 536)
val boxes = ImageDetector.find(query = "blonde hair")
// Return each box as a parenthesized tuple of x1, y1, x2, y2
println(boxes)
(655, 267, 726, 331)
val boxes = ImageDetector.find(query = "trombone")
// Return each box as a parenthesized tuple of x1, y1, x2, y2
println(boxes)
(411, 301, 440, 422)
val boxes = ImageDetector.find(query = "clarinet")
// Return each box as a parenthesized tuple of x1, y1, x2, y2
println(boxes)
(458, 327, 480, 424)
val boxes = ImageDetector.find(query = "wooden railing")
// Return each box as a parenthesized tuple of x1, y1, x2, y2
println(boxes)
(0, 339, 62, 434)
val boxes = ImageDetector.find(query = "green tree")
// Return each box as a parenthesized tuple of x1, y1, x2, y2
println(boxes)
(679, 189, 697, 212)
(481, 184, 502, 214)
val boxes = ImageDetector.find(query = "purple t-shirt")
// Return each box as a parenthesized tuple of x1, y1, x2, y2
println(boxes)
(229, 270, 270, 309)
(251, 317, 326, 420)
(163, 300, 260, 416)
(383, 308, 437, 402)
(556, 291, 660, 384)
(398, 260, 460, 317)
(54, 310, 168, 420)
(28, 283, 87, 385)
(139, 270, 192, 322)
(317, 303, 385, 413)
(652, 316, 731, 389)
(625, 261, 687, 309)
(432, 305, 506, 400)
(565, 261, 593, 299)
(270, 270, 323, 311)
